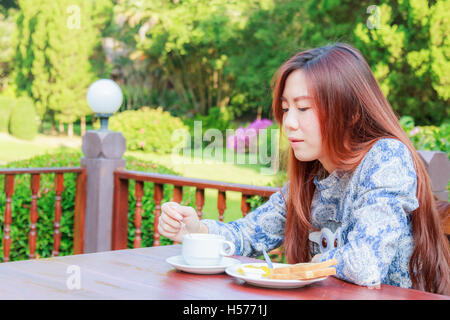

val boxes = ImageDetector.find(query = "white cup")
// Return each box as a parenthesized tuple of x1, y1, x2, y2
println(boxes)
(182, 233, 235, 266)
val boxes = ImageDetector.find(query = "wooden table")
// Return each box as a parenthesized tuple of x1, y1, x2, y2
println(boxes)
(0, 245, 447, 300)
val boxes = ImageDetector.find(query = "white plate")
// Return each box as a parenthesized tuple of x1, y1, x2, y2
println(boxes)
(225, 262, 328, 289)
(166, 255, 241, 275)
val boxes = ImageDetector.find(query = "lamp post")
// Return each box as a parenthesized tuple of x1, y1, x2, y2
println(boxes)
(86, 79, 123, 131)
(81, 79, 127, 253)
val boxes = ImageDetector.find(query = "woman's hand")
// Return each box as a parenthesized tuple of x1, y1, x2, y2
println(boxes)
(158, 202, 202, 242)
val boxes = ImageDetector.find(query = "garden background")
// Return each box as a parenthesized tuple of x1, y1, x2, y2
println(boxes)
(0, 0, 448, 261)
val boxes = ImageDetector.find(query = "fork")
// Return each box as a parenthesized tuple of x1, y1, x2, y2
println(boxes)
(262, 249, 273, 269)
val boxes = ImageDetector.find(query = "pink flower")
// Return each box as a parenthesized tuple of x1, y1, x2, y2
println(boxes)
(139, 141, 145, 148)
(226, 118, 273, 151)
(248, 118, 273, 131)
(139, 128, 145, 134)
(226, 135, 236, 149)
(409, 126, 420, 136)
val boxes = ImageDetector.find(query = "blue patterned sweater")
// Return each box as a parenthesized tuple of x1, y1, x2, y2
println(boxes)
(202, 138, 419, 288)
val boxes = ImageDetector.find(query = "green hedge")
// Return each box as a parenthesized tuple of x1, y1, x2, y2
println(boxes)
(0, 151, 198, 262)
(400, 116, 450, 158)
(103, 106, 189, 154)
(0, 96, 15, 133)
(400, 116, 450, 200)
(8, 96, 38, 140)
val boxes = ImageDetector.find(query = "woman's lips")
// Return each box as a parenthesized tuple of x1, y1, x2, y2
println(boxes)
(288, 138, 304, 146)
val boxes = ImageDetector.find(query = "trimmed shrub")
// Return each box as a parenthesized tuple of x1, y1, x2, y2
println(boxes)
(0, 96, 15, 133)
(105, 106, 189, 154)
(0, 151, 197, 262)
(8, 97, 38, 140)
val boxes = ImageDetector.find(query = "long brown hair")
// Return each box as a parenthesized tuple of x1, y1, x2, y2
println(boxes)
(271, 43, 450, 295)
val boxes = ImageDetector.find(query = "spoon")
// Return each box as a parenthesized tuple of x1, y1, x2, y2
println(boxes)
(180, 221, 190, 237)
(262, 249, 273, 269)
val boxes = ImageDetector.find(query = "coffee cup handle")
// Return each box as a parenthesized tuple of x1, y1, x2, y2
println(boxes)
(220, 240, 235, 256)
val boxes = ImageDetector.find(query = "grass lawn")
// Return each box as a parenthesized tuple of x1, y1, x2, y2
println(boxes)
(0, 133, 81, 165)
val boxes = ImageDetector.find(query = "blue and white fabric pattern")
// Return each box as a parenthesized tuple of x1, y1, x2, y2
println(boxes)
(201, 138, 419, 288)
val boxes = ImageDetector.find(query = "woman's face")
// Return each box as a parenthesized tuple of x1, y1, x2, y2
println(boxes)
(281, 69, 335, 172)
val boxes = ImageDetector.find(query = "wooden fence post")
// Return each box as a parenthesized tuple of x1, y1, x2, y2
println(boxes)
(81, 130, 126, 253)
(417, 150, 450, 201)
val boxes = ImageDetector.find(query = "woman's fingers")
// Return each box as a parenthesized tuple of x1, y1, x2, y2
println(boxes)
(159, 201, 199, 241)
(158, 219, 180, 238)
(160, 212, 181, 229)
(161, 220, 180, 234)
(159, 202, 185, 241)
(161, 202, 183, 221)
(158, 218, 183, 243)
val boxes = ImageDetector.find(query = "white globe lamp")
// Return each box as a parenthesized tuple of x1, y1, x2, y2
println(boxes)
(86, 79, 123, 131)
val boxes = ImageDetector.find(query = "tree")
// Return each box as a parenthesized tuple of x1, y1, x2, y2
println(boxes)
(0, 7, 18, 94)
(113, 0, 255, 116)
(12, 0, 113, 136)
(299, 0, 449, 125)
(353, 0, 449, 125)
(110, 0, 309, 120)
(224, 0, 307, 118)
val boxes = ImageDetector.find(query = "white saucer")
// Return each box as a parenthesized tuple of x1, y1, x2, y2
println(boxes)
(166, 255, 241, 274)
(225, 262, 328, 289)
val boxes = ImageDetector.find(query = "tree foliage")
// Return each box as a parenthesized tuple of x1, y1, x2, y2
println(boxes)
(1, 0, 448, 128)
(109, 0, 307, 118)
(0, 7, 17, 93)
(301, 0, 449, 125)
(353, 0, 450, 124)
(11, 0, 113, 126)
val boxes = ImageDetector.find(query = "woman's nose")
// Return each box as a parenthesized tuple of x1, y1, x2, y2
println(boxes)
(283, 109, 299, 131)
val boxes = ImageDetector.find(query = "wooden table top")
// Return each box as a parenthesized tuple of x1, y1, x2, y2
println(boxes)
(0, 245, 447, 300)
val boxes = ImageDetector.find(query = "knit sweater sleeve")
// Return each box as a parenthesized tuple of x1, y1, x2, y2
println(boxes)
(201, 183, 289, 257)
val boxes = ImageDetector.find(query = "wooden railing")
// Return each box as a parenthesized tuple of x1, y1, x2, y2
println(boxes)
(111, 169, 279, 250)
(0, 167, 86, 262)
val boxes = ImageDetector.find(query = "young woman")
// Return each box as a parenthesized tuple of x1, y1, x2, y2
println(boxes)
(158, 43, 450, 295)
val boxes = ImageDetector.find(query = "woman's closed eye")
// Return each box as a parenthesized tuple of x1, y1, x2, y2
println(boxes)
(281, 107, 310, 113)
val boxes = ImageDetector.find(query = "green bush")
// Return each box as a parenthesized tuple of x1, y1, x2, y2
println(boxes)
(105, 106, 189, 154)
(0, 96, 15, 133)
(8, 96, 38, 140)
(400, 116, 450, 158)
(183, 106, 236, 149)
(0, 152, 81, 261)
(0, 150, 197, 262)
(400, 116, 450, 200)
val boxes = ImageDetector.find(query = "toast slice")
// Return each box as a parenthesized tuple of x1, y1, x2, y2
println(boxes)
(267, 267, 336, 280)
(271, 258, 338, 275)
